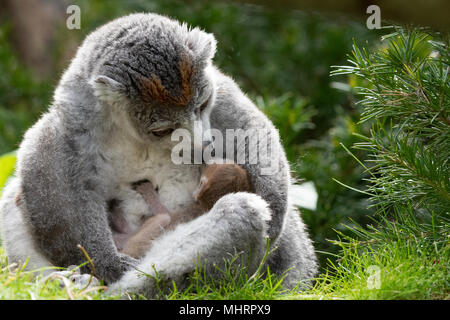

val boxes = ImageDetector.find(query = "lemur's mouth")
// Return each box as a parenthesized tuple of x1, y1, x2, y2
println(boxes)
(151, 127, 175, 137)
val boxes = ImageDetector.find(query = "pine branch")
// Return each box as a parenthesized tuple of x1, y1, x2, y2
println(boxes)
(331, 27, 449, 249)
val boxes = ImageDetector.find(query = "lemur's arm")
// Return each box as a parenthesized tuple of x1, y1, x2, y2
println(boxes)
(209, 68, 290, 243)
(17, 114, 137, 284)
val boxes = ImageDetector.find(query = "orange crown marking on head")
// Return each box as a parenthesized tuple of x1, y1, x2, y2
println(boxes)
(140, 52, 193, 106)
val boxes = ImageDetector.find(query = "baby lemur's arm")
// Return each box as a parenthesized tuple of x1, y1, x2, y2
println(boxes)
(118, 182, 204, 259)
(135, 181, 206, 225)
(121, 213, 172, 259)
(121, 164, 251, 259)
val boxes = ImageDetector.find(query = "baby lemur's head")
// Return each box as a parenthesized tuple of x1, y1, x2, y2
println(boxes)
(87, 14, 216, 148)
(194, 164, 251, 211)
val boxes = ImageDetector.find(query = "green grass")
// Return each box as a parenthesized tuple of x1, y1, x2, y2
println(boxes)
(308, 239, 449, 300)
(1, 236, 447, 300)
(0, 248, 107, 300)
(160, 239, 448, 300)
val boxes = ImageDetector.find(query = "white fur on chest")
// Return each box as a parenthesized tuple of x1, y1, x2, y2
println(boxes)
(100, 130, 201, 230)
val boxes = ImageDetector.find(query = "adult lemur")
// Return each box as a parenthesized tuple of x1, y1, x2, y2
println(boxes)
(0, 13, 317, 297)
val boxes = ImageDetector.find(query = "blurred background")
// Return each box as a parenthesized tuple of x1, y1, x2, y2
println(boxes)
(1, 0, 444, 270)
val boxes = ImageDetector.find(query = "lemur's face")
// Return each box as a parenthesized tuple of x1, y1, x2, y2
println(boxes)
(127, 67, 215, 148)
(91, 29, 216, 150)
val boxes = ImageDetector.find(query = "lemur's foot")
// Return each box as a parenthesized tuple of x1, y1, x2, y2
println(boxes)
(42, 265, 101, 291)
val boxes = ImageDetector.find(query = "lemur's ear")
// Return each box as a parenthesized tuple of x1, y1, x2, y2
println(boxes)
(185, 27, 217, 65)
(90, 75, 126, 101)
(91, 75, 126, 92)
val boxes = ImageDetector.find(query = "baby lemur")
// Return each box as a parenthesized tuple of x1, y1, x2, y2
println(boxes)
(110, 163, 252, 259)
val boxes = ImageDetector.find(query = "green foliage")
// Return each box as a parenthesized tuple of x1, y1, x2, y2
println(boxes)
(297, 120, 373, 266)
(0, 25, 52, 155)
(256, 95, 316, 161)
(340, 31, 449, 212)
(333, 27, 449, 239)
(324, 27, 449, 298)
(0, 151, 16, 197)
(307, 233, 449, 299)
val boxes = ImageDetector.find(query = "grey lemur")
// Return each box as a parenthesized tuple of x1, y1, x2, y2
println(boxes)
(0, 13, 318, 296)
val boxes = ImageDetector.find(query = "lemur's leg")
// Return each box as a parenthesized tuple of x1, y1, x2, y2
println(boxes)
(107, 192, 271, 298)
(0, 178, 52, 274)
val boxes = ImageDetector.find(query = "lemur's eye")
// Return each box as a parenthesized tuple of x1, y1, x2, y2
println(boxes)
(151, 127, 175, 137)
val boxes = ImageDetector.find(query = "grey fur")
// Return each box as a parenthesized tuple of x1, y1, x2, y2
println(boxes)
(0, 13, 317, 295)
